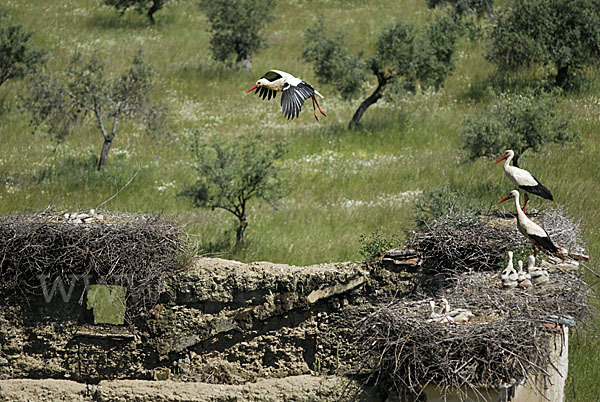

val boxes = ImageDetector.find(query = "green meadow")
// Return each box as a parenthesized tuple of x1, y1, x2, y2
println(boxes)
(1, 0, 599, 398)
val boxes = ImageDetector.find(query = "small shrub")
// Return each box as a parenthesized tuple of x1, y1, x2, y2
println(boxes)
(414, 185, 475, 227)
(359, 229, 401, 260)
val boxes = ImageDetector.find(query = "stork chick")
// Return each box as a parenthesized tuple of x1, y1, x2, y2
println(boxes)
(527, 255, 549, 286)
(501, 251, 518, 288)
(517, 260, 533, 289)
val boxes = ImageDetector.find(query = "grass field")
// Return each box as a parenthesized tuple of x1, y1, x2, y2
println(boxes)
(1, 0, 599, 399)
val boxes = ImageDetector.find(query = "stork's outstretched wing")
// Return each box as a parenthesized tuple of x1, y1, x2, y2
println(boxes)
(255, 86, 277, 101)
(281, 82, 315, 120)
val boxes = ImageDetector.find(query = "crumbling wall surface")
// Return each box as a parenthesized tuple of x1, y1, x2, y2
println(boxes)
(0, 375, 378, 402)
(0, 256, 413, 400)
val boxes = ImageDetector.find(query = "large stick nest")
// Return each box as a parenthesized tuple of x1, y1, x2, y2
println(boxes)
(355, 268, 591, 398)
(406, 207, 587, 275)
(0, 210, 190, 320)
(407, 212, 520, 274)
(356, 208, 592, 399)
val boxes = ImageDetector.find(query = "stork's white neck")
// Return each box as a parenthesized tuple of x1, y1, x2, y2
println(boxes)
(503, 152, 514, 170)
(512, 192, 526, 221)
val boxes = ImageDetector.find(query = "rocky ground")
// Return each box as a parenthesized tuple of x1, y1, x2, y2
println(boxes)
(0, 255, 417, 401)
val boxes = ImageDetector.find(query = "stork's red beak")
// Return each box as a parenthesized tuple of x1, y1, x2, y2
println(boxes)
(246, 84, 258, 93)
(495, 155, 507, 165)
(498, 195, 511, 204)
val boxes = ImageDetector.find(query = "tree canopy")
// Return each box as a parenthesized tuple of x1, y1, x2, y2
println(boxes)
(486, 0, 600, 88)
(184, 133, 286, 247)
(462, 91, 578, 166)
(198, 0, 275, 69)
(102, 0, 168, 24)
(23, 51, 164, 170)
(426, 0, 493, 18)
(303, 16, 458, 129)
(0, 6, 45, 88)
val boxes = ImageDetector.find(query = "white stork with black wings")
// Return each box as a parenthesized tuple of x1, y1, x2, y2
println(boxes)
(246, 70, 327, 121)
(498, 190, 559, 256)
(495, 150, 553, 212)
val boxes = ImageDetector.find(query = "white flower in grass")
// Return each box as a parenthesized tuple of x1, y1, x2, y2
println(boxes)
(156, 181, 176, 192)
(111, 148, 131, 158)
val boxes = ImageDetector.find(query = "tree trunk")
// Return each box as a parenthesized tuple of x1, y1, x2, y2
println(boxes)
(348, 76, 387, 130)
(236, 50, 252, 70)
(147, 1, 160, 24)
(235, 215, 248, 247)
(98, 138, 113, 171)
(555, 65, 569, 88)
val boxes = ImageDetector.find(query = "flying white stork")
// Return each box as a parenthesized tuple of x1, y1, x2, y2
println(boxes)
(246, 70, 327, 121)
(495, 150, 553, 212)
(499, 190, 559, 256)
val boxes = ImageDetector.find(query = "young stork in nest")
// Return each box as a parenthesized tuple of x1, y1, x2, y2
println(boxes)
(246, 70, 327, 121)
(500, 251, 518, 288)
(428, 298, 474, 323)
(517, 260, 533, 289)
(495, 150, 553, 212)
(527, 255, 550, 286)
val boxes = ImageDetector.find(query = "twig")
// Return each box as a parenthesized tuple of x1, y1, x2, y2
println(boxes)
(580, 262, 600, 279)
(96, 169, 140, 210)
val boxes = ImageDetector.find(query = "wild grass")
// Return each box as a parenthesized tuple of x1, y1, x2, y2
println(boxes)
(1, 0, 600, 399)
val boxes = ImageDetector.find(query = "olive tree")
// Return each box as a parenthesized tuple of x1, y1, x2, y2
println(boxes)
(183, 133, 286, 248)
(102, 0, 168, 24)
(486, 0, 600, 88)
(303, 16, 458, 129)
(23, 51, 164, 171)
(426, 0, 493, 19)
(198, 0, 275, 69)
(462, 91, 577, 166)
(0, 6, 45, 88)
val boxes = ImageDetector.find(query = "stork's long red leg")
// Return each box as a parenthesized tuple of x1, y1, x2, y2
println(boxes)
(311, 96, 319, 121)
(522, 193, 529, 213)
(313, 96, 327, 117)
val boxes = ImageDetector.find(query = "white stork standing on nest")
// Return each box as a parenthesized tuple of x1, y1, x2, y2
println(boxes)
(499, 190, 559, 257)
(499, 190, 590, 261)
(495, 150, 553, 212)
(246, 70, 327, 121)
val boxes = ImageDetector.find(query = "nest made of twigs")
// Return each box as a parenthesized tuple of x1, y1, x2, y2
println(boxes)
(406, 207, 587, 275)
(0, 210, 190, 320)
(354, 267, 591, 399)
